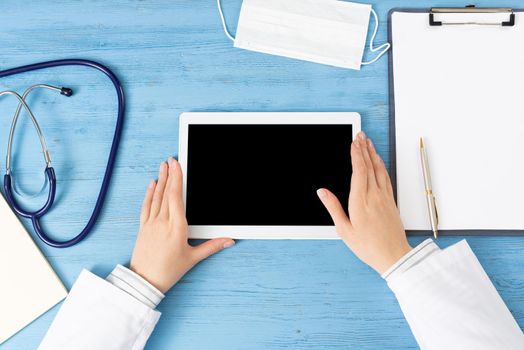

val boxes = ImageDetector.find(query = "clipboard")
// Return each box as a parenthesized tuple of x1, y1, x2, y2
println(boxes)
(388, 6, 524, 236)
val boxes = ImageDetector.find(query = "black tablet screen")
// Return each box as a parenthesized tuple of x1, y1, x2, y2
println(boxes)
(186, 124, 352, 225)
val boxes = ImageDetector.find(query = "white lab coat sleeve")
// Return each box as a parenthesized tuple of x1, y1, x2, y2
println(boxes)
(38, 269, 161, 350)
(384, 239, 524, 350)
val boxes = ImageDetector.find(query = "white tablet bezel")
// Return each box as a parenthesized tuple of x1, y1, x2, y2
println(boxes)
(179, 112, 361, 239)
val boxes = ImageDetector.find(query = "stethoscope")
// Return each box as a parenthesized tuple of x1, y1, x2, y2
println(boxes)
(0, 59, 125, 248)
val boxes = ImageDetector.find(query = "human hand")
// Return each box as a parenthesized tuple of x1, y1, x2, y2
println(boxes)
(317, 132, 411, 274)
(130, 157, 235, 293)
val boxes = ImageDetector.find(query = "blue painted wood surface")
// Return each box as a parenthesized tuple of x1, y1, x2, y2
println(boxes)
(1, 1, 523, 349)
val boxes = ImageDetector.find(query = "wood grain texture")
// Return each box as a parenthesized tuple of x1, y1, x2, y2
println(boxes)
(1, 1, 523, 349)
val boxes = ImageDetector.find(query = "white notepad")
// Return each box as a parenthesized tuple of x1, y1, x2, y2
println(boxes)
(391, 10, 524, 230)
(0, 194, 67, 344)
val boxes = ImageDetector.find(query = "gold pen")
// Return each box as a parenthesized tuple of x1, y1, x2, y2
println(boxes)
(420, 138, 439, 239)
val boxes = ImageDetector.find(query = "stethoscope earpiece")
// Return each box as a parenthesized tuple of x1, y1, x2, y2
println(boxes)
(60, 87, 73, 97)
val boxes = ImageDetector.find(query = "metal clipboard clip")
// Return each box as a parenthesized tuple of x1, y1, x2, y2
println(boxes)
(429, 5, 515, 27)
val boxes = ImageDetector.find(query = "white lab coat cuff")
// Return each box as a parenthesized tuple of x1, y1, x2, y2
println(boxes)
(106, 265, 164, 309)
(381, 239, 439, 280)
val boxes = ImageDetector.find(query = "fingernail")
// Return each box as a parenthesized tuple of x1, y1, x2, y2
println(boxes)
(353, 140, 360, 148)
(358, 131, 366, 140)
(160, 162, 166, 172)
(223, 240, 235, 248)
(148, 180, 156, 189)
(367, 138, 374, 151)
(168, 156, 176, 169)
(317, 188, 327, 199)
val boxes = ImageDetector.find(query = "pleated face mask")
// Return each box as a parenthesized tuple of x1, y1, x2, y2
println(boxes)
(217, 0, 390, 70)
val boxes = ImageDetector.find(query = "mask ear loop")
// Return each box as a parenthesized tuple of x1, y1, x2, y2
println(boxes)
(361, 8, 390, 65)
(217, 0, 236, 42)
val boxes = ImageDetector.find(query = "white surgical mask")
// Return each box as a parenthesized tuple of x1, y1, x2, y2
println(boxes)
(217, 0, 390, 70)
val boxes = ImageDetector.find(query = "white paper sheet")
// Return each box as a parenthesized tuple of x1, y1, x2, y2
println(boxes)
(0, 195, 67, 344)
(392, 11, 524, 230)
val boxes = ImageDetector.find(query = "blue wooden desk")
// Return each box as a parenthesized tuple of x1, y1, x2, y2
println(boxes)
(1, 1, 523, 349)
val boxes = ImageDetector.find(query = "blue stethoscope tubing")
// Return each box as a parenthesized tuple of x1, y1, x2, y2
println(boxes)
(1, 59, 125, 248)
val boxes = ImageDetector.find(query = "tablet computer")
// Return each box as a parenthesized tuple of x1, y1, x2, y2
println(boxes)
(179, 112, 361, 239)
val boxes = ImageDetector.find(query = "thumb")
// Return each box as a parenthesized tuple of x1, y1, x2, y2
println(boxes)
(192, 237, 235, 263)
(317, 188, 353, 236)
